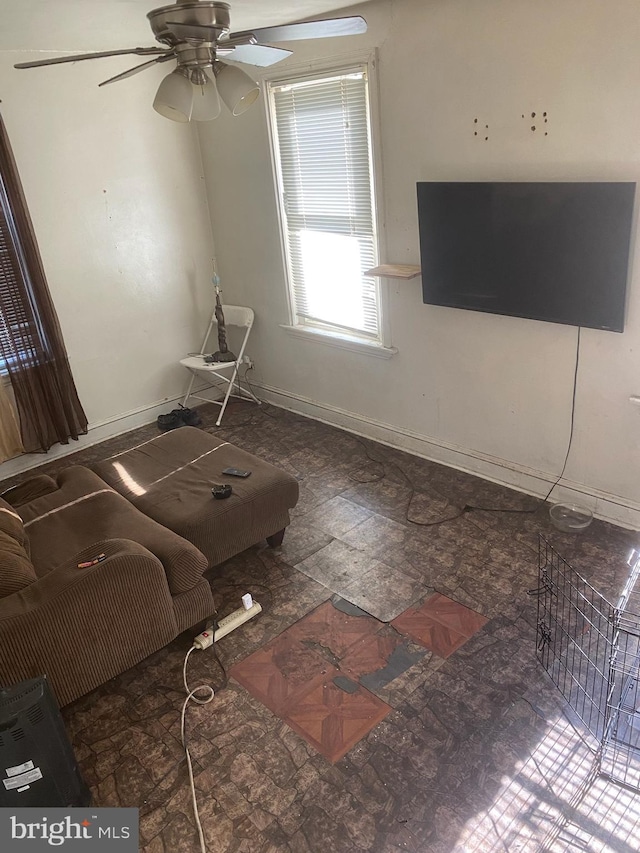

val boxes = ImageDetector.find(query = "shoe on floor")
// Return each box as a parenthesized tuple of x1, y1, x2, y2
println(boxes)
(174, 405, 202, 426)
(157, 412, 184, 431)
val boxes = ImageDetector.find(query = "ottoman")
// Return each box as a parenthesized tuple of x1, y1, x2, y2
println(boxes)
(92, 427, 299, 569)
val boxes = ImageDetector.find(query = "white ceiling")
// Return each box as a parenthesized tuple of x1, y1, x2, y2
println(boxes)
(0, 0, 366, 52)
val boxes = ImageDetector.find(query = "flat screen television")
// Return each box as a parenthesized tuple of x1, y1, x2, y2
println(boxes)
(416, 181, 636, 331)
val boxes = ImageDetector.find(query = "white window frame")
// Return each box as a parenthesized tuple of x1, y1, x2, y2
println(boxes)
(265, 51, 396, 358)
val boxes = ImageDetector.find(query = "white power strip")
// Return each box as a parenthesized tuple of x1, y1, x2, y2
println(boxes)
(215, 602, 262, 641)
(193, 601, 262, 649)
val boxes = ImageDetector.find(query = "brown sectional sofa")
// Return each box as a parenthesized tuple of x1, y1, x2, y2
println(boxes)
(0, 429, 299, 707)
(0, 467, 213, 707)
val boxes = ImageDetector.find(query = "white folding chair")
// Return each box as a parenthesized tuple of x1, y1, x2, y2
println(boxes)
(180, 305, 260, 426)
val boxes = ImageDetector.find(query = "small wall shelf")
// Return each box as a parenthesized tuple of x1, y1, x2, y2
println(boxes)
(365, 264, 421, 279)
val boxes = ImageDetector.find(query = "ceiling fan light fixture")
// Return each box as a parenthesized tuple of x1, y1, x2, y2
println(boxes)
(153, 67, 193, 122)
(190, 73, 222, 122)
(214, 61, 260, 116)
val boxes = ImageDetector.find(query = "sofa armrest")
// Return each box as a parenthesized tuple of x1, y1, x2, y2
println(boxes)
(0, 539, 179, 706)
(1, 474, 59, 508)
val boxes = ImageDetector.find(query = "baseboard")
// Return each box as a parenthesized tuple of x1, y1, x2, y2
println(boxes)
(255, 381, 640, 531)
(0, 394, 187, 482)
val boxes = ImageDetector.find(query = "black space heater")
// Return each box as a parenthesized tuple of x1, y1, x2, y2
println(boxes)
(0, 676, 91, 807)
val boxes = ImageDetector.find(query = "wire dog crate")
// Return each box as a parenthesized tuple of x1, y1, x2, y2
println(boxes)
(535, 537, 640, 791)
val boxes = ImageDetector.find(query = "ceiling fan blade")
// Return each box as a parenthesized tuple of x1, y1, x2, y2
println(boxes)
(223, 44, 292, 67)
(231, 16, 367, 45)
(14, 47, 168, 70)
(98, 55, 175, 87)
(165, 21, 223, 42)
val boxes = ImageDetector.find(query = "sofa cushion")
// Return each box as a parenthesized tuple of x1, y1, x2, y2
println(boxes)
(0, 496, 37, 598)
(18, 466, 208, 594)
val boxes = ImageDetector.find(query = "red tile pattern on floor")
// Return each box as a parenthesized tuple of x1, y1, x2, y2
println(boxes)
(391, 592, 488, 658)
(230, 599, 393, 762)
(230, 634, 336, 714)
(285, 599, 381, 658)
(285, 679, 391, 764)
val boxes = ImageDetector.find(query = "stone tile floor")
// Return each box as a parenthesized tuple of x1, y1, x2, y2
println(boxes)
(2, 400, 640, 851)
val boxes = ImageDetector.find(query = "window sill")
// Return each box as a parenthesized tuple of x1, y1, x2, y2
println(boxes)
(280, 325, 398, 359)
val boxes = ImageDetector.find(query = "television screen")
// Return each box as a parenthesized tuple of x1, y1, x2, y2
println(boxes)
(417, 181, 636, 331)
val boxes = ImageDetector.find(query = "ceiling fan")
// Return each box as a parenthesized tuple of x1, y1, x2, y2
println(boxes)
(14, 0, 368, 123)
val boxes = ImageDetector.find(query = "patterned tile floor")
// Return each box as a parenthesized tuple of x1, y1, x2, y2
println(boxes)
(1, 400, 640, 851)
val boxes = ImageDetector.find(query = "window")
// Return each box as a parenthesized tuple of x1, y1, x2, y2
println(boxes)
(0, 178, 44, 375)
(268, 66, 382, 344)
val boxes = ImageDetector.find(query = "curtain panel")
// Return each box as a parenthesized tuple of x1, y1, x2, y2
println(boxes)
(0, 113, 87, 453)
(0, 380, 23, 462)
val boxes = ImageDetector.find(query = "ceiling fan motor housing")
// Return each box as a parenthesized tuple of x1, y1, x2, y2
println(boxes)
(148, 1, 231, 46)
(174, 43, 216, 72)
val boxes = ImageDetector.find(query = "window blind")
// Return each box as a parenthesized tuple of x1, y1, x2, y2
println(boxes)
(269, 69, 380, 339)
(0, 175, 43, 371)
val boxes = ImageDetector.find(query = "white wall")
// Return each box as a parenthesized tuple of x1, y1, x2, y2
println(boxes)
(0, 42, 215, 476)
(197, 0, 640, 528)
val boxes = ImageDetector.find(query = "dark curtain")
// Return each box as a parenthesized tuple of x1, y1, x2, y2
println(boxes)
(0, 113, 87, 453)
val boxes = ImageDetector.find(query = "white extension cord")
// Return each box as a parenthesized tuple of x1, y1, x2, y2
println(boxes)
(182, 594, 262, 853)
(182, 646, 214, 853)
